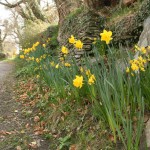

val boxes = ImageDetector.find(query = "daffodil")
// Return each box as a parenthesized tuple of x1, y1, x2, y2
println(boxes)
(100, 29, 113, 44)
(73, 75, 83, 88)
(126, 67, 130, 73)
(20, 55, 25, 59)
(59, 57, 64, 61)
(88, 74, 96, 85)
(36, 58, 40, 63)
(86, 69, 91, 77)
(131, 63, 139, 71)
(69, 35, 75, 44)
(61, 46, 69, 54)
(50, 61, 55, 67)
(55, 64, 59, 69)
(65, 63, 71, 67)
(80, 67, 84, 73)
(74, 40, 83, 49)
(43, 44, 46, 48)
(141, 47, 146, 54)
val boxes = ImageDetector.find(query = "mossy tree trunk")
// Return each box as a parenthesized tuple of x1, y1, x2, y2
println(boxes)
(83, 0, 112, 9)
(54, 0, 82, 24)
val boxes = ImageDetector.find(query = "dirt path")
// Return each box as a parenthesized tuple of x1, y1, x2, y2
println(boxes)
(0, 61, 49, 150)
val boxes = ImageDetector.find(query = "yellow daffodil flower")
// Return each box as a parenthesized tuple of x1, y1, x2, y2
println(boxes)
(61, 46, 69, 54)
(100, 29, 113, 44)
(74, 40, 83, 49)
(20, 55, 25, 59)
(73, 75, 83, 88)
(65, 63, 71, 67)
(88, 74, 96, 85)
(69, 35, 76, 44)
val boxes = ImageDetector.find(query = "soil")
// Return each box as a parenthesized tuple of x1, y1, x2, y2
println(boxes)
(0, 61, 50, 150)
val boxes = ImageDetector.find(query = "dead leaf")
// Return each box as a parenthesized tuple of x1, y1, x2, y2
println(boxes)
(69, 144, 77, 150)
(25, 123, 30, 129)
(34, 116, 40, 122)
(14, 110, 18, 113)
(29, 141, 37, 149)
(16, 146, 22, 150)
(108, 134, 114, 142)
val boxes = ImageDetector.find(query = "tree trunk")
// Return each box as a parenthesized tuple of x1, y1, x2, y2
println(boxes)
(27, 0, 47, 22)
(54, 0, 82, 25)
(0, 29, 3, 53)
(83, 0, 118, 10)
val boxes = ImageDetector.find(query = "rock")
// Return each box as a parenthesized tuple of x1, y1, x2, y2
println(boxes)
(123, 0, 136, 6)
(138, 17, 150, 47)
(107, 0, 150, 46)
(58, 8, 104, 64)
(134, 17, 150, 59)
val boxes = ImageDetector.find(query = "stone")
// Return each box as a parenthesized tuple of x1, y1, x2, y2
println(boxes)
(58, 8, 105, 64)
(138, 17, 150, 47)
(107, 0, 150, 46)
(134, 16, 150, 59)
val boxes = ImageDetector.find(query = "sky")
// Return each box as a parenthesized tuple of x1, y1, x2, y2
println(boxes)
(0, 4, 11, 20)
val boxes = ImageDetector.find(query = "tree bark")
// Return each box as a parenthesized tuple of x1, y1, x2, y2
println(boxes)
(83, 0, 118, 10)
(27, 0, 47, 22)
(0, 29, 3, 53)
(54, 0, 82, 25)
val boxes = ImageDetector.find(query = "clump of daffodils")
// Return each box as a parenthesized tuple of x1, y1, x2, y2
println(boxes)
(126, 56, 147, 73)
(126, 45, 150, 74)
(88, 74, 96, 85)
(68, 35, 83, 50)
(73, 68, 96, 88)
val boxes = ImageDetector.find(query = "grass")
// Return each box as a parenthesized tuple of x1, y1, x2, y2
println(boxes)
(14, 27, 150, 149)
(107, 0, 142, 25)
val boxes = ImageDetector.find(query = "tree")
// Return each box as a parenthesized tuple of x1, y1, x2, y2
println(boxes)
(53, 0, 82, 24)
(0, 19, 12, 53)
(0, 0, 48, 22)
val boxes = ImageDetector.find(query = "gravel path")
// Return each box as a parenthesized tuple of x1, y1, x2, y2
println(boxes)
(0, 61, 13, 80)
(0, 61, 49, 150)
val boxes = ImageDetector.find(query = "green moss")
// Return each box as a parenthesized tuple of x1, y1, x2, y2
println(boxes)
(66, 6, 84, 21)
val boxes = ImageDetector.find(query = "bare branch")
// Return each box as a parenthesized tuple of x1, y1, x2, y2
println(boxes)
(0, 0, 25, 8)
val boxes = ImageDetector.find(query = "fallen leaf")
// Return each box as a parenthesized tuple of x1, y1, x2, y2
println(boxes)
(16, 146, 22, 150)
(34, 116, 40, 122)
(20, 130, 25, 134)
(69, 144, 77, 150)
(29, 141, 37, 149)
(108, 134, 114, 142)
(25, 123, 30, 129)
